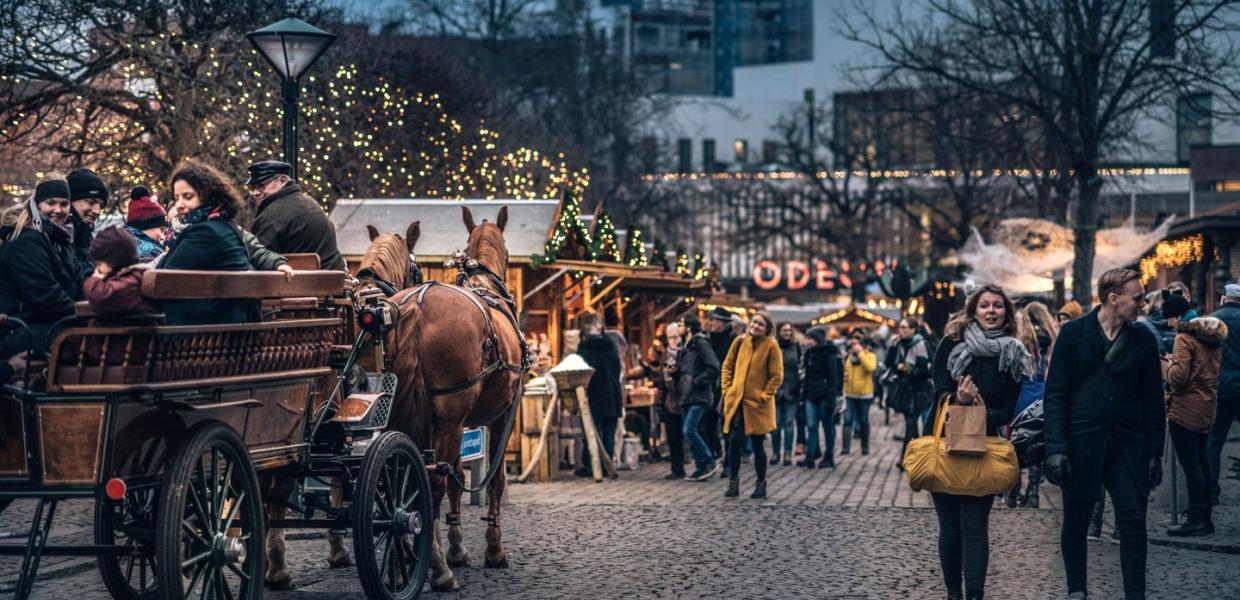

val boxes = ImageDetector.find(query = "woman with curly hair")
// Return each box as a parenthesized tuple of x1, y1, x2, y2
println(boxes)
(159, 159, 255, 325)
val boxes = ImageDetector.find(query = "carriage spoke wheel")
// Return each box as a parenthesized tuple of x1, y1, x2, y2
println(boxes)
(354, 432, 433, 600)
(95, 485, 159, 600)
(155, 423, 264, 600)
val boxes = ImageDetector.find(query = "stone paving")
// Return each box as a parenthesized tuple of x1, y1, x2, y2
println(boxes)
(6, 406, 1240, 599)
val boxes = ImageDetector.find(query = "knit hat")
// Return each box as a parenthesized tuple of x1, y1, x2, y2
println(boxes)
(90, 226, 139, 271)
(1162, 294, 1191, 319)
(126, 186, 168, 230)
(706, 306, 733, 322)
(33, 180, 70, 204)
(66, 168, 109, 205)
(806, 326, 828, 345)
(1057, 300, 1083, 321)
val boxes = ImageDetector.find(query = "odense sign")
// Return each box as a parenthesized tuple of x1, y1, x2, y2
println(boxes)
(751, 259, 886, 291)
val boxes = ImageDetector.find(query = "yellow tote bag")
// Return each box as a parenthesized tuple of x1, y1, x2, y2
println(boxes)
(903, 400, 1019, 496)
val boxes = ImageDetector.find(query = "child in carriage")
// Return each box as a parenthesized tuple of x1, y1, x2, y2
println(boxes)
(83, 226, 158, 318)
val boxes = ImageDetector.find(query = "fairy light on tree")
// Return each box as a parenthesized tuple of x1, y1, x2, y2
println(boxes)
(675, 246, 690, 276)
(692, 251, 709, 280)
(625, 228, 649, 267)
(652, 239, 671, 272)
(592, 211, 622, 262)
(531, 192, 595, 267)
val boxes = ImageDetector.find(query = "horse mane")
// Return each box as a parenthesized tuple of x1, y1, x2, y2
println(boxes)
(358, 233, 408, 285)
(467, 225, 508, 274)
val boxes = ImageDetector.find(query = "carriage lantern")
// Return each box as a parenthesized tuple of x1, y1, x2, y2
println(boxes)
(247, 17, 336, 179)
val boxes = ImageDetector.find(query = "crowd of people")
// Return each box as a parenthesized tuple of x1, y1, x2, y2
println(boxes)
(0, 159, 344, 377)
(569, 267, 1238, 600)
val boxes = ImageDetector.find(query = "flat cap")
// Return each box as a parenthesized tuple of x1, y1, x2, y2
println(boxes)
(245, 160, 293, 186)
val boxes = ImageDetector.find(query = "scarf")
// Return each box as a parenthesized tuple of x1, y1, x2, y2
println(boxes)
(26, 193, 73, 245)
(947, 322, 1031, 383)
(896, 334, 929, 369)
(164, 202, 224, 252)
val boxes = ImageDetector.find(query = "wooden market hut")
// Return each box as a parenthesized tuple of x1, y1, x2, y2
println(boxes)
(810, 305, 899, 333)
(1139, 201, 1240, 312)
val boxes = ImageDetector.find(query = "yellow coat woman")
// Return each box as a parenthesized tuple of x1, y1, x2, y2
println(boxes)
(721, 326, 784, 436)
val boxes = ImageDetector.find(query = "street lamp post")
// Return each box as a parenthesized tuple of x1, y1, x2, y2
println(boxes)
(247, 17, 336, 179)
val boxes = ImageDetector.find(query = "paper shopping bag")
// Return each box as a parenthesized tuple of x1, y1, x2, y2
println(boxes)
(945, 402, 988, 456)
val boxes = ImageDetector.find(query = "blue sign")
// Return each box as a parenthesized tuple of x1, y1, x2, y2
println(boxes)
(460, 428, 485, 462)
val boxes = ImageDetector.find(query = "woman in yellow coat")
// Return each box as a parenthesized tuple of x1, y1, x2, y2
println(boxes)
(720, 312, 783, 498)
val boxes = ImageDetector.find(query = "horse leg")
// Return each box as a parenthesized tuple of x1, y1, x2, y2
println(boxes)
(428, 428, 464, 592)
(445, 465, 469, 568)
(484, 414, 509, 569)
(326, 477, 352, 568)
(263, 477, 294, 590)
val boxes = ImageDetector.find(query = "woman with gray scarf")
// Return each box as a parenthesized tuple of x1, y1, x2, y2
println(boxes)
(925, 285, 1031, 600)
(0, 173, 80, 360)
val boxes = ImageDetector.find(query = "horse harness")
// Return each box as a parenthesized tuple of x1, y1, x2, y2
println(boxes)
(390, 253, 529, 397)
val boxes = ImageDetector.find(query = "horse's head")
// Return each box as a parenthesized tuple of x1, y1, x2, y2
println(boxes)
(357, 221, 421, 295)
(462, 206, 509, 275)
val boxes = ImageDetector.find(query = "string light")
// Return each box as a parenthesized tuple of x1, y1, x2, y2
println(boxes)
(1139, 234, 1203, 283)
(625, 228, 649, 267)
(591, 212, 622, 262)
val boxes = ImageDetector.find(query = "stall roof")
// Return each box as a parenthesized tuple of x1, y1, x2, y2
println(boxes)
(547, 259, 708, 290)
(331, 199, 559, 260)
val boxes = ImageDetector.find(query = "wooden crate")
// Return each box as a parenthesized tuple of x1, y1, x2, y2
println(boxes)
(519, 432, 559, 483)
(521, 390, 557, 435)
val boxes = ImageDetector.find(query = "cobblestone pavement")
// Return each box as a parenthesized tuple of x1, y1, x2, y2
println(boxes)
(7, 407, 1240, 599)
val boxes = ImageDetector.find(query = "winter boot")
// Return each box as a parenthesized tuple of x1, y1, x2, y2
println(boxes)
(750, 480, 767, 499)
(1204, 504, 1216, 534)
(1021, 481, 1040, 508)
(841, 429, 852, 455)
(725, 478, 740, 498)
(818, 455, 835, 469)
(1166, 504, 1210, 537)
(769, 452, 781, 466)
(860, 433, 869, 456)
(1006, 486, 1019, 508)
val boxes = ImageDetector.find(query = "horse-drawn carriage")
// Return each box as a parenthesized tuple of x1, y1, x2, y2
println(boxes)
(0, 261, 436, 600)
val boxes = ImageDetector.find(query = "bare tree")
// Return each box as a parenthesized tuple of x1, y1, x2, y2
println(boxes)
(841, 0, 1240, 300)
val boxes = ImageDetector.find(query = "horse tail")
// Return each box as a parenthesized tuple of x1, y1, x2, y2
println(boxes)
(390, 299, 434, 451)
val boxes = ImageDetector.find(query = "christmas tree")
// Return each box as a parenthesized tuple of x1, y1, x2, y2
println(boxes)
(625, 228, 649, 266)
(592, 212, 622, 262)
(652, 240, 671, 271)
(531, 192, 595, 267)
(675, 246, 690, 276)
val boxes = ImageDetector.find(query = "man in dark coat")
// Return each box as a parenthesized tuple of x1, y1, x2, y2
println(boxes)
(676, 314, 721, 480)
(1207, 283, 1240, 505)
(66, 168, 109, 287)
(706, 306, 737, 473)
(799, 326, 842, 468)
(575, 312, 623, 476)
(1043, 268, 1165, 600)
(245, 160, 345, 271)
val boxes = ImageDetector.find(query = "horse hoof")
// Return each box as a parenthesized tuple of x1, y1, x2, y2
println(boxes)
(264, 573, 294, 590)
(327, 552, 353, 568)
(446, 553, 470, 568)
(430, 574, 460, 592)
(484, 554, 508, 569)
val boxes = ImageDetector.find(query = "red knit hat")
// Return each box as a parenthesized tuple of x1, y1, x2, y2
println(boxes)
(126, 186, 168, 230)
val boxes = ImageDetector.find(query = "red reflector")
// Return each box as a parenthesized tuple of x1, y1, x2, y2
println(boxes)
(105, 478, 126, 501)
(361, 313, 374, 325)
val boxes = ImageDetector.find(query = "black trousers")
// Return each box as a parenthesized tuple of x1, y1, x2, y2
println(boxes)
(1061, 444, 1148, 599)
(1169, 421, 1211, 508)
(701, 406, 722, 457)
(664, 411, 685, 476)
(930, 492, 993, 597)
(726, 412, 766, 482)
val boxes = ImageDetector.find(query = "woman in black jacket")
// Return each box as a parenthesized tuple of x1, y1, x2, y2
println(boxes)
(0, 174, 80, 359)
(887, 317, 933, 464)
(160, 160, 256, 325)
(574, 312, 624, 476)
(799, 326, 842, 468)
(928, 285, 1030, 600)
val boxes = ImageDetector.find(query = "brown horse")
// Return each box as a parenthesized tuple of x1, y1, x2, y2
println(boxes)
(355, 207, 524, 591)
(262, 221, 422, 590)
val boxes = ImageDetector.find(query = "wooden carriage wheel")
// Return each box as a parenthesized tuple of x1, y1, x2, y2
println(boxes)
(95, 484, 159, 600)
(353, 431, 434, 600)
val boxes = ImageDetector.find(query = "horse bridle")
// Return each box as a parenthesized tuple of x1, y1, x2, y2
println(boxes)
(357, 251, 423, 297)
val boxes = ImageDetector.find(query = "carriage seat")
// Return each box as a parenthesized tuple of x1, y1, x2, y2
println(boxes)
(47, 270, 349, 393)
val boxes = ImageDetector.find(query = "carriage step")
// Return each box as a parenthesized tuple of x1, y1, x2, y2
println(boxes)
(0, 530, 29, 540)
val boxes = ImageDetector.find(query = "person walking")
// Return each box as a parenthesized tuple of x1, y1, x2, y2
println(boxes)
(676, 314, 721, 481)
(0, 173, 79, 359)
(1161, 294, 1226, 536)
(1207, 283, 1240, 506)
(1044, 268, 1166, 600)
(574, 312, 624, 475)
(707, 307, 737, 476)
(244, 160, 345, 270)
(841, 335, 878, 456)
(720, 312, 783, 499)
(650, 322, 685, 480)
(1057, 300, 1083, 325)
(771, 322, 802, 466)
(159, 160, 257, 326)
(800, 326, 843, 468)
(929, 284, 1030, 600)
(887, 318, 933, 464)
(1009, 301, 1058, 508)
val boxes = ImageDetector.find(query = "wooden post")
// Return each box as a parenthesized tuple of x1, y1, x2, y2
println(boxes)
(574, 387, 618, 481)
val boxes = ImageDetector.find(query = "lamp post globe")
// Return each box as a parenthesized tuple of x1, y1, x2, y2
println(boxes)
(247, 17, 336, 179)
